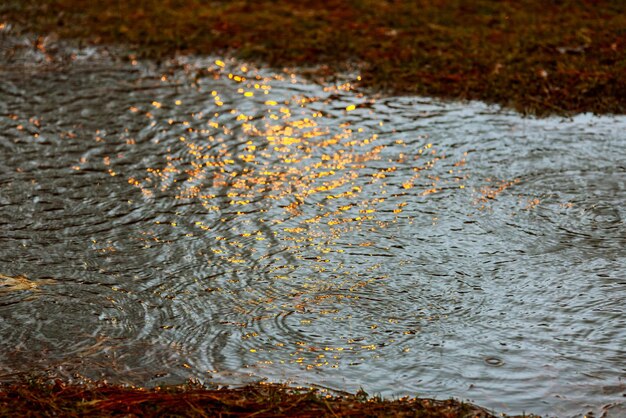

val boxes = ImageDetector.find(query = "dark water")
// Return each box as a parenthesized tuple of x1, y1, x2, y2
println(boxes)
(1, 30, 625, 417)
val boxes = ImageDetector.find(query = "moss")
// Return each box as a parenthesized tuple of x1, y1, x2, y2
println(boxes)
(2, 0, 625, 115)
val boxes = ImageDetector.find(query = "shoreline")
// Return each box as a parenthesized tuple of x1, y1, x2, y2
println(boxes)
(1, 0, 625, 116)
(0, 378, 534, 417)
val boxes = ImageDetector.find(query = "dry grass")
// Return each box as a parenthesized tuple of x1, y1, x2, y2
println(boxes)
(0, 379, 506, 417)
(1, 0, 625, 115)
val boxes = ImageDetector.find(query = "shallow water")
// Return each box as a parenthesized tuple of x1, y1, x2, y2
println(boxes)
(1, 30, 625, 417)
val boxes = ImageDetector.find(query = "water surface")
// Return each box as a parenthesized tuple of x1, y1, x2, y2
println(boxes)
(1, 30, 625, 417)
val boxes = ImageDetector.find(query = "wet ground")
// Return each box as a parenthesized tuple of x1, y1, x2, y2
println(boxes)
(1, 30, 625, 417)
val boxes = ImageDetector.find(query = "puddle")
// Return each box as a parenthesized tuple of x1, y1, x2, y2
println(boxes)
(1, 30, 625, 417)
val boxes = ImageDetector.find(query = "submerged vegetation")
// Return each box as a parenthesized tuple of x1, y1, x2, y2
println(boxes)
(1, 0, 625, 115)
(0, 380, 502, 417)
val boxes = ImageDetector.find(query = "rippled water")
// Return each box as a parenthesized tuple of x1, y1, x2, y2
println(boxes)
(1, 30, 625, 417)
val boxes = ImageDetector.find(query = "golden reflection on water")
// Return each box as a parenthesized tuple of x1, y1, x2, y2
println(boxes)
(115, 58, 491, 373)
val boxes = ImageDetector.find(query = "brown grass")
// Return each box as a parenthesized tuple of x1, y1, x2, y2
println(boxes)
(1, 0, 625, 115)
(0, 379, 508, 417)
